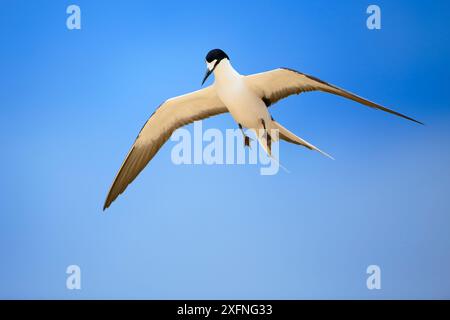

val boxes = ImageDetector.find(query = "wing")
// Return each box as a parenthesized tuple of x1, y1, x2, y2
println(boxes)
(245, 68, 423, 124)
(103, 85, 227, 210)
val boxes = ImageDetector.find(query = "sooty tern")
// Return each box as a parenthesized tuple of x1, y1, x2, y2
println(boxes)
(103, 48, 422, 210)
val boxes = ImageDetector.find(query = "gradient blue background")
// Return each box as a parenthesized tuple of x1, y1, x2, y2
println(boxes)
(1, 0, 449, 299)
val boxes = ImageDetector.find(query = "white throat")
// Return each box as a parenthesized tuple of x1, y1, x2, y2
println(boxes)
(213, 59, 240, 85)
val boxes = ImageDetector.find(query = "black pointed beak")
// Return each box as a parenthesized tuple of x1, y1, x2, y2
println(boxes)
(201, 68, 212, 86)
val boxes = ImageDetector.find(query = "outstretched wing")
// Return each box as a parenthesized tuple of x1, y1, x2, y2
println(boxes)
(104, 85, 227, 210)
(245, 68, 422, 124)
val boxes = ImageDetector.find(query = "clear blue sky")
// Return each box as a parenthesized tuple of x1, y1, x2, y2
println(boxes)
(0, 0, 449, 299)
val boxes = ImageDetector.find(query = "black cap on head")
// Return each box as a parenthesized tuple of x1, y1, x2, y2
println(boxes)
(205, 49, 229, 63)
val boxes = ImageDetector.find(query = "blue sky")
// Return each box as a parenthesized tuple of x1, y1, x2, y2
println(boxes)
(0, 0, 449, 299)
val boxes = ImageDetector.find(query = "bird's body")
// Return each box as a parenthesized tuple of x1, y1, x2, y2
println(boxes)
(103, 49, 422, 210)
(213, 59, 271, 132)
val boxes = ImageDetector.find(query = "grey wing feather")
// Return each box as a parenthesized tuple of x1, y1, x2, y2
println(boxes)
(103, 86, 227, 210)
(245, 68, 423, 124)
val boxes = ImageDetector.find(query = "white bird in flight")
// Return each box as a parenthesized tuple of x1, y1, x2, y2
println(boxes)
(103, 49, 422, 210)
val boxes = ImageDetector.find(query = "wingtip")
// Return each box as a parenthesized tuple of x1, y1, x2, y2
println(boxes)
(395, 112, 424, 126)
(408, 116, 424, 126)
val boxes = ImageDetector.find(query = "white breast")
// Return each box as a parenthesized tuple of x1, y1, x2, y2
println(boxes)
(213, 60, 270, 129)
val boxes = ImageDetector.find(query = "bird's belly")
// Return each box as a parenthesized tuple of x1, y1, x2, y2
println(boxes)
(218, 87, 269, 129)
(227, 103, 261, 128)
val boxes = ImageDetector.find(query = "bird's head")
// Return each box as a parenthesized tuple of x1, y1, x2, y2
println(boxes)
(202, 49, 230, 85)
